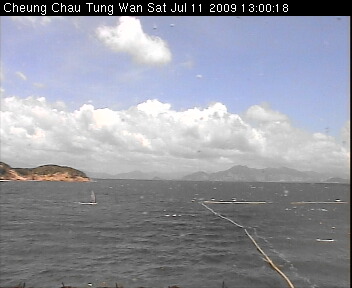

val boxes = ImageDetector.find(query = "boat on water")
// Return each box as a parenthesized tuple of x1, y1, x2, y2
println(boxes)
(79, 190, 97, 205)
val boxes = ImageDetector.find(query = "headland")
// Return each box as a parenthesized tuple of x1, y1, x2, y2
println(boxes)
(0, 162, 90, 182)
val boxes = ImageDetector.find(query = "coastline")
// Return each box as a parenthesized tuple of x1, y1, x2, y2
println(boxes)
(0, 178, 91, 182)
(0, 174, 91, 182)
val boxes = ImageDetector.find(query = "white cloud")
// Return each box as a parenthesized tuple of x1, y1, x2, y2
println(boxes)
(96, 16, 172, 66)
(16, 71, 27, 81)
(244, 104, 289, 123)
(11, 16, 63, 26)
(0, 96, 349, 177)
(136, 99, 171, 116)
(33, 82, 45, 88)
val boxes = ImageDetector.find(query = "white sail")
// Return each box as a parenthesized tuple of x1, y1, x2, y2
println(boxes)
(90, 191, 96, 203)
(78, 191, 97, 205)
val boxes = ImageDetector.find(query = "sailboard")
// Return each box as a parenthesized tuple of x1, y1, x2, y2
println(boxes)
(79, 190, 97, 205)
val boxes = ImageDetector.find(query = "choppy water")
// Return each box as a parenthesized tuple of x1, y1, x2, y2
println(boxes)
(0, 180, 349, 288)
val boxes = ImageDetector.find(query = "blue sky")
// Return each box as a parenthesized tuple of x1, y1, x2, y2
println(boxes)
(0, 16, 350, 177)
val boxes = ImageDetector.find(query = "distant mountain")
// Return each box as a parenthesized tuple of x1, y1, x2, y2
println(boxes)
(87, 170, 185, 180)
(87, 170, 157, 180)
(86, 164, 349, 183)
(114, 170, 151, 180)
(182, 171, 211, 181)
(182, 165, 346, 183)
(324, 177, 350, 184)
(85, 171, 117, 179)
(0, 162, 90, 182)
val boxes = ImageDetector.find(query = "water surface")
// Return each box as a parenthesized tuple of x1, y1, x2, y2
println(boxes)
(0, 180, 349, 288)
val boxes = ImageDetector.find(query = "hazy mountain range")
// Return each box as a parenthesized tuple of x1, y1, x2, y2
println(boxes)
(87, 165, 349, 183)
(2, 161, 348, 183)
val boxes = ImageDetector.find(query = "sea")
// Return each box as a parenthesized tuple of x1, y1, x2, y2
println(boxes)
(0, 180, 350, 288)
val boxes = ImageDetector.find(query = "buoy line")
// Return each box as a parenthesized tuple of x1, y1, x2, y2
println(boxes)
(291, 201, 347, 204)
(203, 201, 270, 204)
(201, 202, 244, 228)
(200, 201, 295, 288)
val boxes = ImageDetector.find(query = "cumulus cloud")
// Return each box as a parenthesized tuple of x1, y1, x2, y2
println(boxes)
(244, 104, 289, 123)
(0, 96, 349, 177)
(96, 16, 172, 66)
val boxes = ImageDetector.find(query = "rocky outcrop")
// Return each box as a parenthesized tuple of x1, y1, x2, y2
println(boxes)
(0, 162, 90, 182)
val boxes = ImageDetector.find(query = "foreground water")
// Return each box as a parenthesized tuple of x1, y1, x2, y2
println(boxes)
(0, 180, 349, 288)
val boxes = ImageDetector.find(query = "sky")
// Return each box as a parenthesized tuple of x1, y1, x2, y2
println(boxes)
(0, 16, 350, 178)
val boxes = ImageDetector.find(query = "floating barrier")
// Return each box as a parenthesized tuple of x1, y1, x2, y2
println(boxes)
(1, 282, 173, 288)
(201, 201, 295, 288)
(316, 238, 335, 242)
(203, 201, 271, 204)
(201, 202, 244, 228)
(291, 201, 347, 204)
(203, 200, 347, 205)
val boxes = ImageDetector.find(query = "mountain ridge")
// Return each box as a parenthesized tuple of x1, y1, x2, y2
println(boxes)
(182, 165, 348, 183)
(87, 165, 349, 183)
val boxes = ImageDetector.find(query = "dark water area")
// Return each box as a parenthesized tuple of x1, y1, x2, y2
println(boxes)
(0, 180, 350, 288)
